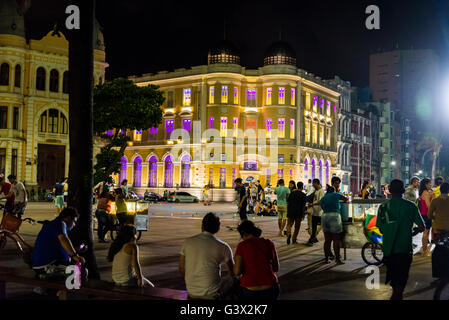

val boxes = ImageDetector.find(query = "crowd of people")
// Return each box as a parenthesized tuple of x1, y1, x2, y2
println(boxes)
(26, 171, 449, 301)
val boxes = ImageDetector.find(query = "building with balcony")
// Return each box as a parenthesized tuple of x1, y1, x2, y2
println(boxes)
(125, 40, 340, 200)
(0, 0, 107, 191)
(329, 76, 352, 193)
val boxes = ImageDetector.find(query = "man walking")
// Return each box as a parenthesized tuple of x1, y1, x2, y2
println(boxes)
(306, 179, 325, 246)
(52, 179, 65, 216)
(404, 176, 419, 203)
(274, 179, 290, 236)
(286, 182, 307, 245)
(179, 212, 234, 300)
(8, 175, 27, 218)
(234, 178, 247, 221)
(376, 179, 425, 300)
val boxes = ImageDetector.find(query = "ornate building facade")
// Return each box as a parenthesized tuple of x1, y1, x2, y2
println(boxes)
(123, 41, 340, 200)
(0, 0, 107, 192)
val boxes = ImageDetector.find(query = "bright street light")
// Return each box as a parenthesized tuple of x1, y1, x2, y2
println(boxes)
(391, 161, 396, 166)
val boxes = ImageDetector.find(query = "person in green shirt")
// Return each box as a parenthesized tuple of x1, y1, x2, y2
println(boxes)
(376, 179, 425, 300)
(274, 179, 290, 237)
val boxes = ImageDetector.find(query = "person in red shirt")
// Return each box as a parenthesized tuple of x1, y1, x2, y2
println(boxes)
(0, 177, 15, 214)
(234, 220, 280, 300)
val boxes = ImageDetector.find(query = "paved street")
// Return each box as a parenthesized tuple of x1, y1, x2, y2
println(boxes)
(0, 202, 439, 300)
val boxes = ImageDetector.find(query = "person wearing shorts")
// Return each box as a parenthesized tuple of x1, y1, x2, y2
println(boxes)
(52, 179, 65, 216)
(307, 179, 325, 246)
(318, 185, 348, 264)
(274, 179, 290, 237)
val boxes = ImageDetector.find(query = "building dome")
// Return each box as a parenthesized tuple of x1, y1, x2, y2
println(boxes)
(0, 0, 26, 37)
(264, 41, 297, 66)
(208, 40, 240, 65)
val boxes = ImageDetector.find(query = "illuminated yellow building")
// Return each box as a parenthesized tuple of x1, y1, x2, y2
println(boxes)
(0, 0, 107, 191)
(123, 40, 339, 200)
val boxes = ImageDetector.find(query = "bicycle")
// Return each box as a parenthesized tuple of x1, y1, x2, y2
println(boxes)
(361, 214, 384, 265)
(0, 204, 36, 266)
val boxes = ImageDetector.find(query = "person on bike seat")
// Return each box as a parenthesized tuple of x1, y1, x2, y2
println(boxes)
(0, 176, 15, 214)
(32, 207, 87, 282)
(8, 175, 27, 218)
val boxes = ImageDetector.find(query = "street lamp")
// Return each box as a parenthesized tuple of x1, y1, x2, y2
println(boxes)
(391, 161, 396, 166)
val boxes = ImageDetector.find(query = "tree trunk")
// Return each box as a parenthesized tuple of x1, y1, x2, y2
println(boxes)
(67, 0, 100, 279)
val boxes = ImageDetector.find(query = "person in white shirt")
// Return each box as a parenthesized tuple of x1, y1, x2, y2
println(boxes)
(306, 179, 325, 246)
(8, 174, 27, 218)
(264, 184, 272, 203)
(306, 179, 315, 196)
(179, 212, 234, 300)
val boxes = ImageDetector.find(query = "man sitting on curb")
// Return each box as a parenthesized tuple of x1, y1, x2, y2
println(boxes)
(32, 207, 87, 293)
(179, 212, 234, 300)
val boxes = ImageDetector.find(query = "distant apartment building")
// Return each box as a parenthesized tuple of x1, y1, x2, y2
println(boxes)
(370, 49, 439, 180)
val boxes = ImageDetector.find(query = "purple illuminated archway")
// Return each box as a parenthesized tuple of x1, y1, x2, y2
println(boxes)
(120, 157, 127, 184)
(164, 155, 173, 187)
(325, 161, 330, 187)
(311, 159, 316, 180)
(304, 158, 308, 181)
(319, 160, 323, 185)
(149, 156, 157, 187)
(181, 154, 191, 188)
(134, 156, 142, 187)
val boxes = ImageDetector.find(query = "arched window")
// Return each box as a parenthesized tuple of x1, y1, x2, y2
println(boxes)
(181, 155, 191, 188)
(48, 109, 59, 133)
(39, 109, 68, 134)
(120, 157, 127, 184)
(133, 156, 142, 187)
(39, 112, 47, 132)
(164, 155, 173, 187)
(325, 161, 330, 187)
(14, 65, 21, 88)
(60, 113, 68, 134)
(50, 69, 59, 92)
(63, 71, 69, 94)
(36, 67, 46, 91)
(0, 63, 9, 86)
(148, 156, 157, 187)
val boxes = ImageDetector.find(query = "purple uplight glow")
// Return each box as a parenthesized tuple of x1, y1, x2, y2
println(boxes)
(183, 119, 191, 131)
(149, 127, 157, 134)
(209, 117, 215, 129)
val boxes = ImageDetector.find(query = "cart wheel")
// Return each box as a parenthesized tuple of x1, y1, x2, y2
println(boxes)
(434, 279, 449, 300)
(362, 242, 381, 265)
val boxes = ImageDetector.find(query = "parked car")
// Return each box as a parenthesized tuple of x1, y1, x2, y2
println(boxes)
(144, 191, 162, 202)
(128, 190, 143, 200)
(167, 192, 199, 203)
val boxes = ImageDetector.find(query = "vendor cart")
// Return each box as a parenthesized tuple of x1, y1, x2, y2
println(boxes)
(108, 200, 149, 241)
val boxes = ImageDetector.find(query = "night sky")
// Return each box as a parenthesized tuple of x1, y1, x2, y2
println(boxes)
(26, 0, 449, 87)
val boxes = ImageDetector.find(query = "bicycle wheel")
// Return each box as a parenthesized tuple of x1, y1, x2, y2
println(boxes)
(434, 279, 449, 300)
(362, 242, 379, 265)
(372, 243, 384, 264)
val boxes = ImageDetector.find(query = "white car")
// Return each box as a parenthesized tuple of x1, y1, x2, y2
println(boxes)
(168, 192, 199, 203)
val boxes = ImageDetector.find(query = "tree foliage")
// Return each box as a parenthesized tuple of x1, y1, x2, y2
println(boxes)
(93, 78, 164, 184)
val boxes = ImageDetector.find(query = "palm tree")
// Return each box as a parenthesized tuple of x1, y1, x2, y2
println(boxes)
(417, 134, 442, 183)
